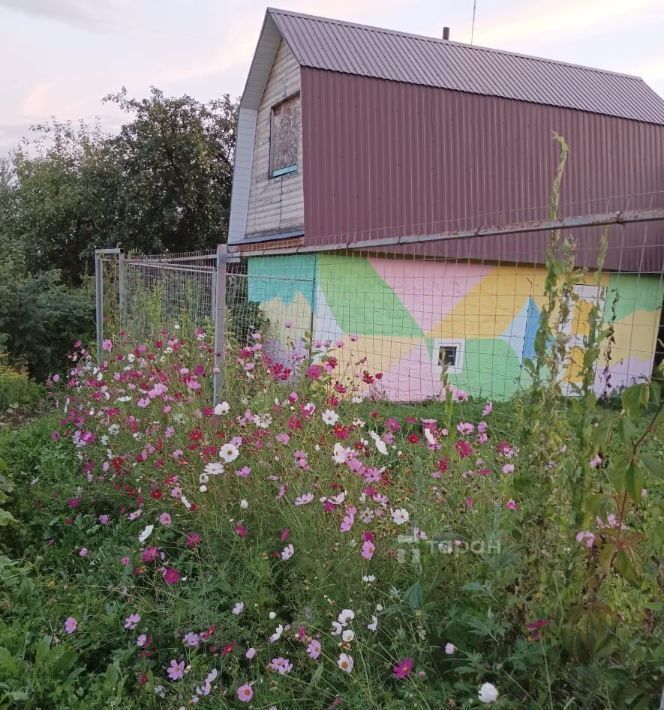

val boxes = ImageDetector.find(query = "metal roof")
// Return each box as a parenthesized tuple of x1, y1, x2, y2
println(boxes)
(267, 8, 664, 125)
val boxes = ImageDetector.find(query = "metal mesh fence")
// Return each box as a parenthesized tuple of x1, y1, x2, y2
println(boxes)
(95, 208, 664, 413)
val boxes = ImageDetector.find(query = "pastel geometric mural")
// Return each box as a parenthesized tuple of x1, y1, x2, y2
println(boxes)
(248, 254, 664, 401)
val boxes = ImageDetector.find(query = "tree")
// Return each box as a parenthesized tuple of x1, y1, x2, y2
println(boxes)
(5, 88, 238, 284)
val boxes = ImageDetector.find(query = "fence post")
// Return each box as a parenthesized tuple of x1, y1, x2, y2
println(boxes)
(95, 250, 104, 363)
(118, 250, 126, 332)
(213, 244, 228, 405)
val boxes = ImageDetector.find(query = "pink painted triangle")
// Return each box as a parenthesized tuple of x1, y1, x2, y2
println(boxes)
(370, 258, 493, 333)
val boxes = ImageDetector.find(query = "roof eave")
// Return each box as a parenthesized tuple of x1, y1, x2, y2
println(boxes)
(240, 10, 285, 111)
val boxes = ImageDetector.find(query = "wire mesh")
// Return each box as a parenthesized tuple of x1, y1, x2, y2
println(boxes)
(95, 210, 664, 419)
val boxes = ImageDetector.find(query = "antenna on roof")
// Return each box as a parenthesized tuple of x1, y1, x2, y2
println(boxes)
(470, 0, 477, 45)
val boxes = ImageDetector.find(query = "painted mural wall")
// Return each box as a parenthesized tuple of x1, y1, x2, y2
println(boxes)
(248, 255, 663, 401)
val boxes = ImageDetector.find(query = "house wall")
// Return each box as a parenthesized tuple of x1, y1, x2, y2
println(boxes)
(248, 254, 664, 401)
(300, 69, 664, 272)
(245, 40, 304, 238)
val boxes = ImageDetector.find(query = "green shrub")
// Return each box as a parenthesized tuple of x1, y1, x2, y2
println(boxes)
(0, 358, 43, 412)
(0, 269, 94, 381)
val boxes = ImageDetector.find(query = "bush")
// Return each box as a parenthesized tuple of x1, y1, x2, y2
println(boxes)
(0, 268, 94, 381)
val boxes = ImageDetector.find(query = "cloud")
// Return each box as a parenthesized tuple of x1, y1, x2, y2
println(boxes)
(0, 0, 108, 29)
(457, 0, 664, 49)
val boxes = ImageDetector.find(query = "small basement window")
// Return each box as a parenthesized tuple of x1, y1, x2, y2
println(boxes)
(270, 94, 300, 178)
(434, 339, 464, 375)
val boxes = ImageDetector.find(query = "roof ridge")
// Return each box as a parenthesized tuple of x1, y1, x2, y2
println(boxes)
(266, 6, 645, 82)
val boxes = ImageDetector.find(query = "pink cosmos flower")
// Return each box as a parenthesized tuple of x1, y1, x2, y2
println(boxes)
(64, 617, 78, 634)
(393, 657, 414, 679)
(576, 530, 595, 548)
(505, 499, 518, 510)
(269, 657, 293, 674)
(162, 567, 181, 585)
(237, 684, 254, 702)
(79, 547, 89, 557)
(294, 493, 314, 506)
(183, 632, 200, 647)
(307, 639, 321, 659)
(166, 659, 185, 681)
(281, 544, 294, 560)
(137, 634, 148, 647)
(236, 466, 251, 477)
(102, 339, 113, 352)
(245, 647, 256, 659)
(98, 514, 110, 525)
(482, 401, 493, 416)
(361, 532, 375, 560)
(444, 643, 456, 654)
(159, 512, 172, 525)
(124, 613, 141, 630)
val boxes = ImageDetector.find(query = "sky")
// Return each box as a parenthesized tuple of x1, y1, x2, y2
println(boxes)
(1, 0, 664, 156)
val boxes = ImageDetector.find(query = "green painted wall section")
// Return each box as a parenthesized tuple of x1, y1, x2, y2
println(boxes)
(316, 255, 423, 338)
(605, 274, 664, 322)
(449, 339, 532, 400)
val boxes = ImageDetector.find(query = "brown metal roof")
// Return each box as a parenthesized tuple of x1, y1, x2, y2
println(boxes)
(268, 8, 664, 125)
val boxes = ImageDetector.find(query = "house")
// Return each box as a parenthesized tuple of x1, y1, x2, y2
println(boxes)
(228, 7, 664, 400)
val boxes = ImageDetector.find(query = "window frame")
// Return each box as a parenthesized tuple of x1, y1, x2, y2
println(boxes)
(433, 339, 465, 375)
(269, 92, 301, 179)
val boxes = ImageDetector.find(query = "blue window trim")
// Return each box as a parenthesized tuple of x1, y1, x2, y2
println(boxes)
(271, 164, 297, 178)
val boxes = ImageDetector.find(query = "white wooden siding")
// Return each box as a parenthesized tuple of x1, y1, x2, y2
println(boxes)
(245, 40, 304, 237)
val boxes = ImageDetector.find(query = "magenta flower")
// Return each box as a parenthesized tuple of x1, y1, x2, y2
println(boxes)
(185, 532, 202, 549)
(237, 684, 254, 702)
(305, 364, 323, 380)
(392, 657, 414, 679)
(141, 546, 159, 563)
(64, 616, 78, 634)
(78, 547, 89, 557)
(166, 659, 185, 681)
(102, 339, 113, 352)
(162, 567, 181, 585)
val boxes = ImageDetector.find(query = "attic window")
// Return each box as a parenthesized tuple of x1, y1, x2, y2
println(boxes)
(270, 94, 300, 177)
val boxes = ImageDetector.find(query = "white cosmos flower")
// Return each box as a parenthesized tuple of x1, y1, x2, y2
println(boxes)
(342, 629, 355, 642)
(269, 624, 283, 643)
(322, 409, 340, 426)
(204, 462, 225, 476)
(445, 643, 456, 654)
(214, 402, 231, 416)
(333, 443, 350, 464)
(367, 615, 378, 632)
(331, 621, 343, 635)
(369, 431, 388, 455)
(219, 443, 239, 463)
(138, 524, 154, 543)
(391, 508, 410, 525)
(478, 682, 499, 704)
(337, 653, 354, 673)
(337, 609, 355, 626)
(281, 544, 294, 560)
(240, 499, 249, 509)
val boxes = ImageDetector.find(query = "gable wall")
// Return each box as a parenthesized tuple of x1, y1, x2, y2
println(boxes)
(245, 40, 304, 238)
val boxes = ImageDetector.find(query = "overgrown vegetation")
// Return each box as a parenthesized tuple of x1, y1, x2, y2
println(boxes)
(0, 88, 238, 379)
